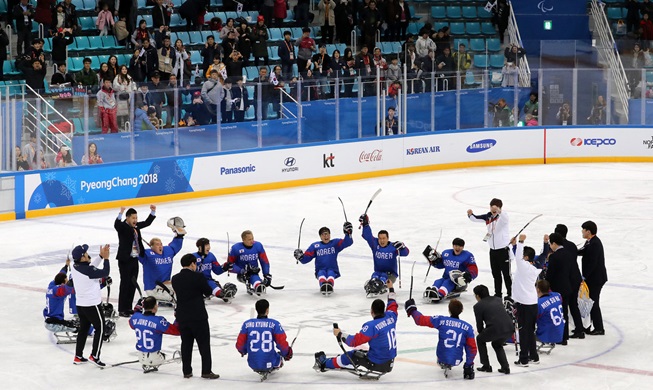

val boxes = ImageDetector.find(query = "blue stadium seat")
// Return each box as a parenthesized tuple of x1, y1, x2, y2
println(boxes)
(325, 43, 338, 55)
(407, 22, 424, 35)
(69, 57, 84, 72)
(101, 36, 120, 49)
(469, 38, 485, 52)
(464, 71, 479, 87)
(291, 27, 303, 40)
(43, 38, 52, 52)
(73, 36, 89, 51)
(0, 0, 6, 13)
(433, 22, 449, 32)
(477, 6, 492, 19)
(172, 0, 183, 6)
(486, 38, 501, 52)
(244, 105, 255, 120)
(284, 9, 295, 23)
(431, 6, 445, 19)
(175, 31, 190, 44)
(462, 6, 477, 19)
(90, 56, 101, 70)
(215, 12, 227, 22)
(72, 0, 84, 11)
(88, 36, 103, 50)
(81, 0, 96, 10)
(225, 11, 238, 21)
(170, 13, 183, 27)
(79, 16, 95, 31)
(190, 50, 202, 65)
(409, 5, 419, 21)
(98, 54, 110, 64)
(465, 22, 481, 35)
(481, 22, 496, 35)
(449, 22, 465, 35)
(118, 54, 130, 66)
(606, 8, 624, 20)
(245, 66, 258, 81)
(490, 54, 504, 68)
(143, 15, 153, 28)
(446, 6, 462, 19)
(2, 61, 15, 76)
(268, 28, 283, 42)
(311, 26, 320, 38)
(188, 31, 203, 44)
(473, 54, 488, 69)
(200, 30, 213, 42)
(454, 38, 469, 50)
(390, 41, 401, 53)
(268, 46, 280, 61)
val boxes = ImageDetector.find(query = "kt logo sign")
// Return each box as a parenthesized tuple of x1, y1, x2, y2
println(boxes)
(323, 153, 335, 168)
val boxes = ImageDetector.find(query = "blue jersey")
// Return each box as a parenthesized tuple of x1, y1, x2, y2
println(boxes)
(236, 317, 291, 371)
(344, 295, 398, 364)
(409, 310, 477, 366)
(139, 236, 183, 290)
(193, 251, 225, 280)
(362, 225, 409, 276)
(299, 235, 353, 278)
(433, 249, 479, 280)
(537, 292, 565, 343)
(129, 311, 180, 353)
(228, 242, 270, 275)
(43, 280, 74, 320)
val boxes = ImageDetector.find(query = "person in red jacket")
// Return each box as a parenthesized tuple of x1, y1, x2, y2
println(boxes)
(641, 13, 653, 48)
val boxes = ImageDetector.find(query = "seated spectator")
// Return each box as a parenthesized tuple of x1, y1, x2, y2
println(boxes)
(98, 62, 111, 84)
(22, 132, 45, 170)
(523, 92, 538, 119)
(148, 105, 161, 128)
(114, 16, 130, 47)
(132, 19, 152, 49)
(51, 62, 75, 85)
(501, 61, 518, 87)
(587, 96, 606, 125)
(55, 145, 77, 167)
(51, 28, 73, 67)
(81, 142, 103, 165)
(525, 114, 538, 126)
(134, 102, 158, 131)
(15, 146, 31, 171)
(77, 57, 99, 89)
(504, 44, 526, 66)
(557, 102, 571, 125)
(97, 79, 119, 134)
(208, 16, 222, 31)
(388, 80, 401, 98)
(96, 3, 115, 36)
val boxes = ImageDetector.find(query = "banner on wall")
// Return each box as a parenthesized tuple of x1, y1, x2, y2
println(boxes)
(24, 158, 195, 210)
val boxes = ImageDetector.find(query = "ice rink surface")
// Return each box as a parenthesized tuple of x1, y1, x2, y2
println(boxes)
(1, 162, 652, 389)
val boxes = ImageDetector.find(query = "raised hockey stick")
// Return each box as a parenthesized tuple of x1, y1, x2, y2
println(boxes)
(423, 228, 443, 283)
(296, 218, 305, 264)
(398, 253, 402, 289)
(337, 197, 349, 222)
(511, 214, 543, 241)
(132, 276, 143, 299)
(409, 261, 417, 300)
(359, 188, 382, 229)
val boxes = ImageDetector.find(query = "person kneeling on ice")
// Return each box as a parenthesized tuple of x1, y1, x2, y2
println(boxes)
(236, 299, 293, 379)
(405, 298, 477, 379)
(44, 262, 78, 339)
(314, 280, 397, 378)
(129, 296, 181, 373)
(359, 213, 409, 297)
(225, 230, 272, 296)
(193, 238, 237, 302)
(139, 218, 186, 304)
(294, 223, 353, 296)
(423, 238, 478, 303)
(535, 279, 565, 351)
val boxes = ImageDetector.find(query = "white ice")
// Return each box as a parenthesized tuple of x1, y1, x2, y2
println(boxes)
(1, 162, 652, 389)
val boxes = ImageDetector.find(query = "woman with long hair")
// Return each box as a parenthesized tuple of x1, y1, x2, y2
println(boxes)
(113, 65, 137, 131)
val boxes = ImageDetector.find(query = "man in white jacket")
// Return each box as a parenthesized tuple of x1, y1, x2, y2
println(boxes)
(71, 244, 111, 368)
(415, 30, 436, 58)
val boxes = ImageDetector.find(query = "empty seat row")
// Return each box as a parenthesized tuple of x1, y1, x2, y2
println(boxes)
(431, 6, 493, 20)
(454, 38, 501, 52)
(473, 54, 510, 69)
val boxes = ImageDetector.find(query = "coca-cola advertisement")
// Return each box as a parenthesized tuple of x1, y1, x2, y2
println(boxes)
(359, 149, 383, 163)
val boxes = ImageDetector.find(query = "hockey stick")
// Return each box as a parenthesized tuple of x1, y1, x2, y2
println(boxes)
(109, 359, 139, 368)
(337, 197, 349, 222)
(226, 232, 231, 277)
(290, 325, 303, 348)
(359, 188, 382, 229)
(296, 218, 305, 264)
(132, 276, 143, 299)
(268, 284, 285, 290)
(409, 261, 416, 300)
(423, 228, 443, 283)
(155, 281, 177, 305)
(397, 253, 402, 289)
(333, 323, 362, 371)
(511, 214, 543, 241)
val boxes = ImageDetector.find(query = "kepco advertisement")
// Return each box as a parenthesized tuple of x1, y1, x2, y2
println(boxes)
(24, 158, 195, 210)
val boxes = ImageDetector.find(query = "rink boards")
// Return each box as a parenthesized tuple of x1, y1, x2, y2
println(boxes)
(2, 126, 653, 220)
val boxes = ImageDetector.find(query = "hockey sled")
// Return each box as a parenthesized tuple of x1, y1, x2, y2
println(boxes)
(537, 342, 555, 355)
(141, 350, 181, 373)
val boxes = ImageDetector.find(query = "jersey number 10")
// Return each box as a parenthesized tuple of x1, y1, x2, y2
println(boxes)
(386, 328, 397, 350)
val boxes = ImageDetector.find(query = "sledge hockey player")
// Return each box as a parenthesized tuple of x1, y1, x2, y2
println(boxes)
(294, 222, 354, 296)
(423, 238, 478, 303)
(360, 213, 409, 297)
(236, 299, 293, 381)
(138, 217, 186, 304)
(404, 298, 477, 379)
(535, 279, 565, 354)
(225, 230, 272, 296)
(129, 296, 181, 373)
(314, 280, 397, 379)
(193, 238, 237, 302)
(44, 260, 77, 342)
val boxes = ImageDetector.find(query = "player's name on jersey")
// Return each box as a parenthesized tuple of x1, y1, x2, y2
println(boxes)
(375, 317, 395, 331)
(540, 296, 561, 308)
(133, 318, 160, 328)
(244, 321, 276, 329)
(437, 318, 471, 331)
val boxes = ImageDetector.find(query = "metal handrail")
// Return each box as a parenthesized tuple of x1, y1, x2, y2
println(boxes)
(507, 1, 531, 87)
(278, 88, 298, 119)
(589, 0, 630, 121)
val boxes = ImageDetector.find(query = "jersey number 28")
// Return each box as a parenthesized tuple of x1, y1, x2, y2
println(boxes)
(249, 330, 274, 353)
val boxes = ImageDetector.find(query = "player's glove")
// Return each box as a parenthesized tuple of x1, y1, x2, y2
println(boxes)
(463, 271, 473, 283)
(463, 364, 475, 380)
(343, 221, 353, 235)
(284, 346, 293, 361)
(404, 298, 417, 316)
(106, 276, 113, 286)
(246, 266, 261, 277)
(222, 262, 233, 272)
(393, 241, 405, 250)
(293, 249, 304, 261)
(133, 298, 144, 314)
(263, 274, 272, 287)
(359, 214, 369, 226)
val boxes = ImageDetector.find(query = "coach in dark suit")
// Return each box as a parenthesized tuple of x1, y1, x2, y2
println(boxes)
(171, 254, 219, 379)
(554, 224, 584, 338)
(114, 205, 156, 317)
(473, 284, 513, 374)
(578, 221, 608, 336)
(546, 232, 574, 343)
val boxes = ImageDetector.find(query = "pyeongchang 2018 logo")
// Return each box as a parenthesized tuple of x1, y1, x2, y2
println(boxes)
(466, 139, 496, 153)
(282, 157, 298, 173)
(570, 137, 616, 147)
(642, 136, 653, 149)
(359, 149, 382, 163)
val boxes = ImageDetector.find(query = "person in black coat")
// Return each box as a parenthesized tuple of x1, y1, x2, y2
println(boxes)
(141, 38, 159, 80)
(51, 62, 75, 84)
(20, 57, 47, 93)
(171, 254, 220, 379)
(178, 0, 207, 31)
(578, 221, 608, 335)
(114, 205, 156, 316)
(0, 28, 9, 81)
(230, 78, 249, 122)
(200, 35, 221, 77)
(152, 0, 171, 29)
(473, 284, 513, 374)
(553, 224, 585, 339)
(51, 28, 74, 67)
(545, 232, 573, 344)
(13, 0, 35, 56)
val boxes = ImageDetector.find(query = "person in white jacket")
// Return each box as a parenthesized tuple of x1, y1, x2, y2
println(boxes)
(415, 30, 436, 58)
(70, 244, 111, 368)
(467, 198, 511, 298)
